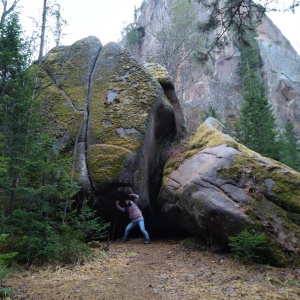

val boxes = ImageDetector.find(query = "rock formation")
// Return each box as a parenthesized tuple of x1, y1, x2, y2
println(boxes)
(34, 37, 182, 219)
(158, 117, 300, 265)
(34, 34, 300, 266)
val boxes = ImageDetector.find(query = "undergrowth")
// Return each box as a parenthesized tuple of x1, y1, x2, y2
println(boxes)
(228, 229, 269, 264)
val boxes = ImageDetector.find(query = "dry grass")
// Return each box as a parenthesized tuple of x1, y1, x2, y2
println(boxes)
(4, 238, 300, 299)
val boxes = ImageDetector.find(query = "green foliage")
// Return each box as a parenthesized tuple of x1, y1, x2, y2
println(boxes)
(0, 12, 36, 216)
(122, 22, 142, 46)
(0, 286, 14, 298)
(2, 205, 110, 265)
(0, 12, 30, 78)
(49, 2, 68, 46)
(1, 159, 110, 265)
(0, 234, 18, 278)
(237, 66, 279, 159)
(0, 234, 17, 298)
(0, 0, 111, 269)
(284, 277, 300, 286)
(73, 200, 111, 242)
(202, 105, 220, 120)
(121, 1, 145, 47)
(235, 31, 299, 170)
(228, 229, 269, 263)
(235, 32, 280, 160)
(277, 122, 300, 171)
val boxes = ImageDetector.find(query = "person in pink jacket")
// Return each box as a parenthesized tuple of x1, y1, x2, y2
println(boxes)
(116, 193, 150, 244)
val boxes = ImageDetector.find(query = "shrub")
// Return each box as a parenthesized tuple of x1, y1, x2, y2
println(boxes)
(2, 207, 110, 265)
(202, 105, 221, 121)
(0, 234, 18, 298)
(228, 229, 269, 263)
(73, 199, 111, 242)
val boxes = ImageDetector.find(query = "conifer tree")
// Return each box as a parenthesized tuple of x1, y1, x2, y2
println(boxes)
(0, 12, 78, 216)
(0, 5, 109, 265)
(278, 122, 300, 171)
(236, 32, 279, 160)
(0, 12, 33, 215)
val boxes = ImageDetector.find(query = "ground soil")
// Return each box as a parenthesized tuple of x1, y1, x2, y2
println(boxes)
(4, 238, 300, 300)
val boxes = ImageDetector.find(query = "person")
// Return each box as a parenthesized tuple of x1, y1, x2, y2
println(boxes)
(116, 193, 150, 244)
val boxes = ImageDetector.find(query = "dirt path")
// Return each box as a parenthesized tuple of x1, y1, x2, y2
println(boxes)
(5, 238, 300, 299)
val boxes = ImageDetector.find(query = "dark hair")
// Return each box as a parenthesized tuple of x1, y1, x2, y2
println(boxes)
(118, 200, 125, 207)
(125, 200, 132, 207)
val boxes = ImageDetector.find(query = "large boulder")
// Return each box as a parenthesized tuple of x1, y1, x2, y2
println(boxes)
(34, 37, 180, 219)
(158, 117, 300, 265)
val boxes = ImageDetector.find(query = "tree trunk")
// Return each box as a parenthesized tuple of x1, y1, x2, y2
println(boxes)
(38, 0, 47, 63)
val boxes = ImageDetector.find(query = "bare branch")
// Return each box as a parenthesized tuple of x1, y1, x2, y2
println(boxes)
(0, 0, 20, 26)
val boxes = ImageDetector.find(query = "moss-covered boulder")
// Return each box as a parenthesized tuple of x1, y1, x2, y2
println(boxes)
(158, 117, 300, 265)
(35, 36, 179, 219)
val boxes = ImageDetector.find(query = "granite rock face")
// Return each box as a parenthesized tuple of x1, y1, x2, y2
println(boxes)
(257, 16, 300, 135)
(124, 0, 300, 140)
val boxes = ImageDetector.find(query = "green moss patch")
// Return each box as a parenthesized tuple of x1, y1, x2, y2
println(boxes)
(145, 62, 174, 87)
(221, 154, 300, 212)
(88, 144, 132, 184)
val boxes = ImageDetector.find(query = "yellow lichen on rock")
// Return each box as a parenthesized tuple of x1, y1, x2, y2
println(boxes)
(88, 144, 132, 185)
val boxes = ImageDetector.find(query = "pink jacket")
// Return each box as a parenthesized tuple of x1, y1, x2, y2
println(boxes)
(116, 194, 144, 222)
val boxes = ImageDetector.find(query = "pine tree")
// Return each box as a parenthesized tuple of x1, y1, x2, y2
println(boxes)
(0, 12, 33, 215)
(238, 65, 279, 159)
(0, 7, 109, 265)
(0, 12, 78, 216)
(236, 33, 279, 160)
(278, 122, 300, 171)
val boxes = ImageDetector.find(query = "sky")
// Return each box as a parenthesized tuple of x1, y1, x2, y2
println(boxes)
(60, 0, 144, 45)
(267, 10, 300, 53)
(19, 0, 144, 47)
(16, 0, 300, 54)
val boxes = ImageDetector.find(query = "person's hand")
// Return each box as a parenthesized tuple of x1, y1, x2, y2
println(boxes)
(116, 200, 120, 204)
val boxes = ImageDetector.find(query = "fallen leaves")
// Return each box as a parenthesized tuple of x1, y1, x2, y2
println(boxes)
(4, 238, 300, 299)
